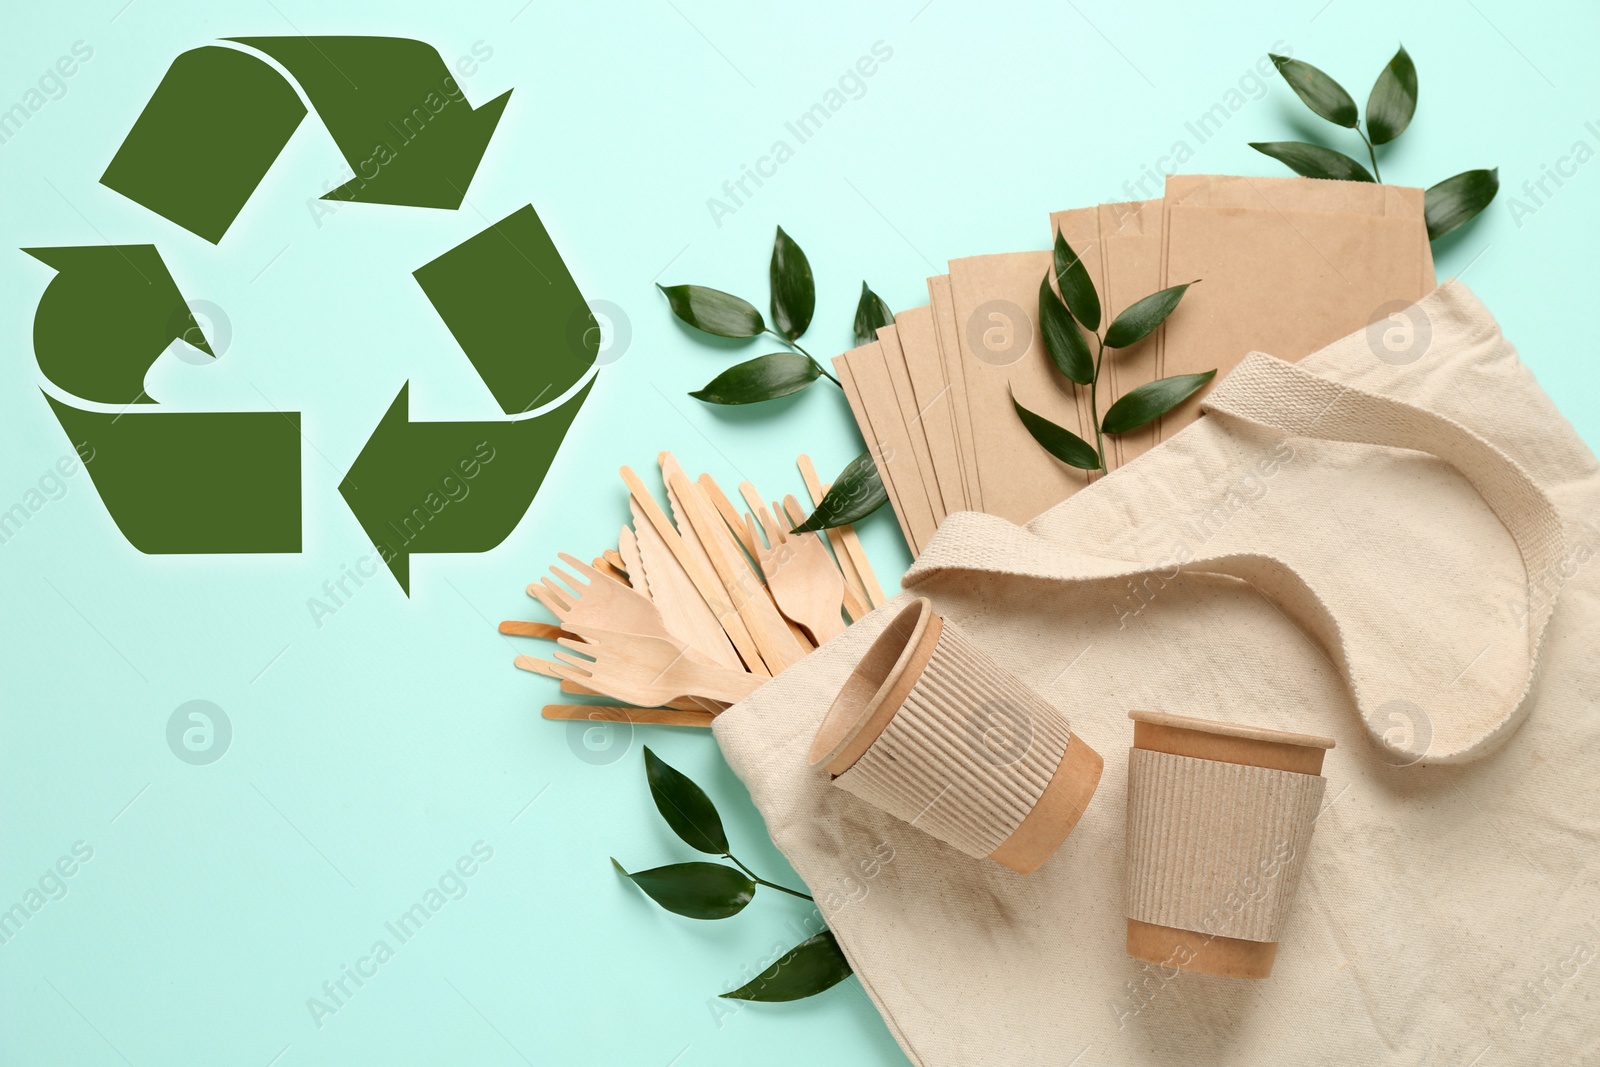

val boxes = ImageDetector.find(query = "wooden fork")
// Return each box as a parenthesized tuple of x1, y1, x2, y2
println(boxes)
(779, 495, 868, 622)
(527, 552, 715, 665)
(508, 632, 720, 713)
(744, 497, 847, 645)
(530, 627, 762, 707)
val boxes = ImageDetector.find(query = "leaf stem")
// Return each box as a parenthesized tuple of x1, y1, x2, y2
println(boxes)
(1088, 334, 1108, 474)
(752, 877, 815, 901)
(766, 330, 840, 387)
(1357, 126, 1382, 182)
(726, 853, 813, 900)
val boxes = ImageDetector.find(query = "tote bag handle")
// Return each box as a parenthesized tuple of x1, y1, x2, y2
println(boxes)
(906, 352, 1564, 763)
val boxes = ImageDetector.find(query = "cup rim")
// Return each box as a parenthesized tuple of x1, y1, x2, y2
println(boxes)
(1129, 709, 1334, 751)
(808, 598, 939, 773)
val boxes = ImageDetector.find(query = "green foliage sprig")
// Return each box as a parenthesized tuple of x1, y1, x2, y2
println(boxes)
(1251, 46, 1498, 240)
(660, 227, 892, 532)
(1014, 232, 1211, 472)
(612, 747, 853, 1002)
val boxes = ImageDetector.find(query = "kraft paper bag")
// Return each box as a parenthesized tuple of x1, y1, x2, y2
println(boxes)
(851, 176, 1436, 546)
(1045, 206, 1107, 453)
(833, 349, 917, 551)
(1096, 204, 1165, 469)
(1167, 172, 1427, 222)
(947, 250, 1093, 526)
(1155, 175, 1434, 439)
(928, 274, 981, 512)
(893, 304, 967, 514)
(835, 342, 938, 552)
(876, 323, 948, 525)
(1050, 200, 1164, 469)
(717, 283, 1600, 1066)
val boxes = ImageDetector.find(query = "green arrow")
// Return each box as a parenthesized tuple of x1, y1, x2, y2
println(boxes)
(229, 36, 510, 210)
(413, 205, 597, 416)
(24, 245, 212, 405)
(338, 378, 595, 594)
(45, 394, 301, 553)
(100, 46, 307, 244)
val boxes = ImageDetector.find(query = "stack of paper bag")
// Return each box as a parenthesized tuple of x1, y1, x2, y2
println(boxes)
(837, 174, 1436, 552)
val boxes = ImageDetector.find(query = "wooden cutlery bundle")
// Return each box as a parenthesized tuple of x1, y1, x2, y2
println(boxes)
(502, 452, 884, 728)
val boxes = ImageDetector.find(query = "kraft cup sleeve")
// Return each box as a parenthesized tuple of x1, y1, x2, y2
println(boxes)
(833, 619, 1073, 861)
(1124, 748, 1325, 942)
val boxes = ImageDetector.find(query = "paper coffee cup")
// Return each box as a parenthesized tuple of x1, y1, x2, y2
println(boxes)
(1124, 709, 1334, 979)
(809, 598, 1102, 874)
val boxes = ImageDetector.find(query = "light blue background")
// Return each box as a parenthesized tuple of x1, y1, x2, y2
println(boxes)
(1, 0, 1595, 1063)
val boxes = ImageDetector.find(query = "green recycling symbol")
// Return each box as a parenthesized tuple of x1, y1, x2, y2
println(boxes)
(24, 36, 600, 594)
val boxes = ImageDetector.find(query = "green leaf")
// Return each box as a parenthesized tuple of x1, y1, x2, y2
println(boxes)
(1052, 230, 1101, 331)
(852, 282, 893, 346)
(1104, 283, 1193, 349)
(1249, 141, 1375, 183)
(1102, 370, 1217, 435)
(1425, 168, 1499, 240)
(1366, 44, 1417, 146)
(612, 859, 754, 920)
(658, 284, 764, 338)
(769, 226, 815, 340)
(689, 352, 820, 405)
(1011, 393, 1100, 470)
(1038, 274, 1094, 384)
(642, 746, 729, 854)
(1269, 54, 1359, 128)
(791, 452, 887, 532)
(720, 930, 853, 1001)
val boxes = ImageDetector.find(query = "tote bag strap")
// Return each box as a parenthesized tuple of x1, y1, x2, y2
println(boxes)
(905, 353, 1564, 763)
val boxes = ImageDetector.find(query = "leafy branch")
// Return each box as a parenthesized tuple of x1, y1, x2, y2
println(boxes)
(1250, 46, 1498, 240)
(1013, 232, 1212, 473)
(659, 227, 893, 532)
(611, 747, 852, 1001)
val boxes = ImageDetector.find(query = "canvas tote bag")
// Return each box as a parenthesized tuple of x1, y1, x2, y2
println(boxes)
(714, 282, 1600, 1066)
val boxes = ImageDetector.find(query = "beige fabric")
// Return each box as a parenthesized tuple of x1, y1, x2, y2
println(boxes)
(714, 283, 1600, 1065)
(835, 619, 1073, 860)
(1124, 749, 1324, 943)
